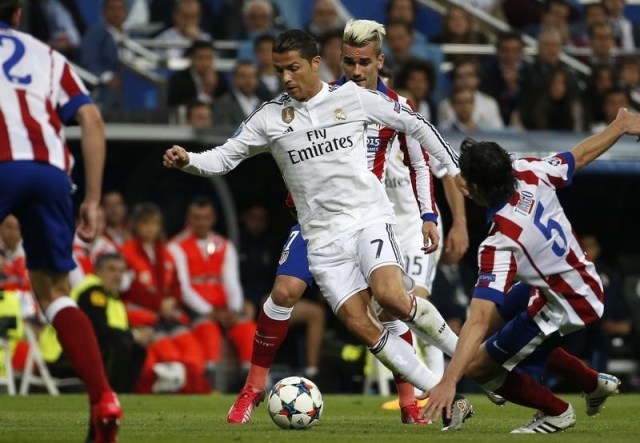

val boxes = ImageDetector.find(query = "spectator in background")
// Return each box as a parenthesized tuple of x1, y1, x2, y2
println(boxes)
(305, 0, 344, 39)
(385, 0, 427, 44)
(604, 0, 635, 51)
(572, 2, 608, 47)
(587, 22, 619, 68)
(28, 0, 85, 61)
(80, 0, 129, 111)
(531, 27, 580, 90)
(583, 64, 617, 126)
(394, 57, 436, 120)
(167, 40, 230, 107)
(70, 252, 150, 393)
(119, 203, 210, 393)
(213, 0, 285, 40)
(213, 61, 272, 130)
(590, 86, 632, 132)
(619, 56, 640, 108)
(185, 100, 213, 128)
(0, 215, 30, 294)
(238, 204, 279, 310)
(102, 191, 130, 248)
(523, 0, 575, 46)
(438, 87, 483, 133)
(438, 58, 503, 130)
(383, 20, 423, 73)
(168, 198, 258, 385)
(430, 4, 489, 54)
(241, 0, 278, 40)
(154, 0, 211, 60)
(318, 30, 343, 83)
(514, 66, 584, 132)
(480, 31, 535, 125)
(253, 34, 280, 97)
(150, 0, 215, 36)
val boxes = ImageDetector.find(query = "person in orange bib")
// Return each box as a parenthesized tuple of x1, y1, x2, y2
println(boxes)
(169, 197, 257, 389)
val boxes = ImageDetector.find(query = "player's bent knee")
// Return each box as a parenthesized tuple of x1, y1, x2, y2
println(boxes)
(271, 278, 306, 308)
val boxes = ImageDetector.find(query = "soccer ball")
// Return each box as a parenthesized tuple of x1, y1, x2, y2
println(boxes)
(267, 376, 323, 429)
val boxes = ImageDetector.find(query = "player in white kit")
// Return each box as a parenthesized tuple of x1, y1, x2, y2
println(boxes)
(422, 108, 640, 432)
(226, 19, 469, 427)
(164, 28, 472, 429)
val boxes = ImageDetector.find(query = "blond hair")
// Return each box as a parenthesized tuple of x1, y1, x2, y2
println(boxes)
(342, 19, 386, 54)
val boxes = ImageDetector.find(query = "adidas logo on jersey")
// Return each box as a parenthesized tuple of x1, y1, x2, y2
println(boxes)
(283, 127, 293, 134)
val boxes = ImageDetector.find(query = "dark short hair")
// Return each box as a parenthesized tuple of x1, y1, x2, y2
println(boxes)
(186, 40, 215, 57)
(185, 100, 211, 120)
(395, 58, 437, 92)
(130, 202, 163, 226)
(273, 29, 319, 62)
(496, 31, 524, 48)
(459, 138, 517, 206)
(94, 252, 125, 271)
(188, 195, 214, 211)
(0, 0, 20, 23)
(386, 0, 418, 22)
(254, 33, 275, 51)
(385, 19, 413, 36)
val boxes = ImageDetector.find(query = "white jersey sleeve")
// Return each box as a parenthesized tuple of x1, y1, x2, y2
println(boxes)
(354, 86, 459, 175)
(400, 133, 437, 222)
(182, 104, 271, 176)
(427, 156, 449, 180)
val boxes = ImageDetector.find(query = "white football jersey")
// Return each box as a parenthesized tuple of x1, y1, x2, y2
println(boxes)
(184, 81, 459, 251)
(473, 152, 604, 335)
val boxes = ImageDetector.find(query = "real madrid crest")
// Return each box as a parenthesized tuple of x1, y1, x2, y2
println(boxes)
(334, 108, 346, 121)
(282, 107, 294, 123)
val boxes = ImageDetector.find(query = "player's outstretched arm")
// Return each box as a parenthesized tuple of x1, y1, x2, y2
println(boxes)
(441, 174, 468, 264)
(76, 104, 105, 242)
(572, 107, 640, 170)
(421, 298, 495, 423)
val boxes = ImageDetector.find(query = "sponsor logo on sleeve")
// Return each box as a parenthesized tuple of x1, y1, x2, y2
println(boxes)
(393, 101, 400, 113)
(544, 156, 561, 166)
(478, 273, 496, 283)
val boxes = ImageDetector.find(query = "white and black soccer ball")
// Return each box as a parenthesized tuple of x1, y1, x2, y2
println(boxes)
(267, 376, 323, 429)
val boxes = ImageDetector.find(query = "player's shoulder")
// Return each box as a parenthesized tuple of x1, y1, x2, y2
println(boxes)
(385, 86, 410, 106)
(6, 28, 54, 54)
(245, 93, 291, 122)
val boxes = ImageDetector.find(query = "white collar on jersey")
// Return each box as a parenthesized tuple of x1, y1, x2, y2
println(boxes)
(290, 82, 329, 108)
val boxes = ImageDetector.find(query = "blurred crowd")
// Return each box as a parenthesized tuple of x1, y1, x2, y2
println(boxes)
(17, 0, 640, 133)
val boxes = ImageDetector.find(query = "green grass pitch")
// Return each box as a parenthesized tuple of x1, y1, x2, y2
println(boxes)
(1, 393, 639, 442)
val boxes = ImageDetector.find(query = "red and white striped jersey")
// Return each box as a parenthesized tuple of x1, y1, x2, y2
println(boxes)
(473, 152, 604, 335)
(336, 77, 438, 224)
(0, 23, 92, 173)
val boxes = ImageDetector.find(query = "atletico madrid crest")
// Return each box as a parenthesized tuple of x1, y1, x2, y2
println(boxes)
(282, 107, 295, 123)
(278, 250, 290, 265)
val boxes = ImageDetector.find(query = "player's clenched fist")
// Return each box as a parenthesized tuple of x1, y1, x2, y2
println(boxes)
(163, 145, 190, 168)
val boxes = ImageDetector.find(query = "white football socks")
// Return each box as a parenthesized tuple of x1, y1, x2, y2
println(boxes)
(369, 329, 440, 391)
(405, 296, 458, 357)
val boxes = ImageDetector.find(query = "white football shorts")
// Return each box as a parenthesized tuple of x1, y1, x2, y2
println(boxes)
(308, 223, 408, 313)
